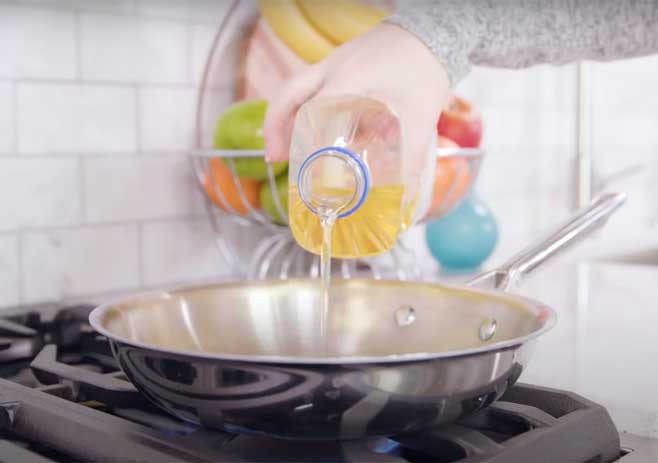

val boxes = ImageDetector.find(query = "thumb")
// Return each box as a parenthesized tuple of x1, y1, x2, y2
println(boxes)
(263, 67, 324, 162)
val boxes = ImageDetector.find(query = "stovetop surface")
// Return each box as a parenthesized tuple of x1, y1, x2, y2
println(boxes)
(0, 304, 654, 462)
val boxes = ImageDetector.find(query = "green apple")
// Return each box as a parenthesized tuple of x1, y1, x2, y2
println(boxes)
(222, 157, 287, 180)
(214, 99, 266, 149)
(213, 99, 287, 180)
(261, 175, 289, 225)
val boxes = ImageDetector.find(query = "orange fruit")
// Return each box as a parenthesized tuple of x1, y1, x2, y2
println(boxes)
(429, 158, 471, 214)
(425, 136, 471, 220)
(203, 158, 262, 215)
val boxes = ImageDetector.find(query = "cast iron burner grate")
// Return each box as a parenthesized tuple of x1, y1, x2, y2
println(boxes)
(0, 305, 646, 462)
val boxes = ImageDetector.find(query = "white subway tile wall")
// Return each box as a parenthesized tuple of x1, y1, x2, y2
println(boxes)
(138, 87, 196, 152)
(135, 0, 232, 24)
(141, 218, 221, 286)
(457, 65, 577, 111)
(83, 156, 204, 222)
(0, 1, 656, 309)
(0, 158, 80, 231)
(17, 83, 137, 154)
(0, 1, 233, 310)
(16, 1, 138, 14)
(21, 225, 140, 303)
(451, 60, 658, 271)
(0, 4, 77, 79)
(0, 234, 20, 307)
(0, 82, 14, 154)
(80, 14, 188, 84)
(190, 24, 217, 84)
(445, 66, 575, 270)
(586, 55, 658, 252)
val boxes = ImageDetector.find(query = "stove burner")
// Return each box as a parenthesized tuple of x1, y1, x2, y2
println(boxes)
(0, 305, 652, 462)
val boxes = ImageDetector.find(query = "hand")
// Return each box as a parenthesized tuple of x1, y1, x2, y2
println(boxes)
(263, 23, 450, 162)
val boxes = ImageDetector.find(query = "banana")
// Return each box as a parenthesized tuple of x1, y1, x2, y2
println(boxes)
(296, 0, 387, 45)
(259, 0, 335, 63)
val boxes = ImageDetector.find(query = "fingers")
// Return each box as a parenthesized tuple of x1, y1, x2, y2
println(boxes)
(264, 66, 324, 162)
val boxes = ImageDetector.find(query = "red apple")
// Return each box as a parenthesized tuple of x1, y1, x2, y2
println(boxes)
(437, 96, 483, 148)
(438, 135, 459, 148)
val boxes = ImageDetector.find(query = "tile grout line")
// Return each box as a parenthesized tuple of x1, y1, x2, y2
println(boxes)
(6, 151, 197, 159)
(74, 10, 82, 80)
(9, 149, 213, 161)
(78, 156, 87, 225)
(185, 22, 194, 86)
(134, 84, 142, 155)
(16, 231, 25, 306)
(3, 273, 230, 312)
(11, 80, 18, 155)
(0, 214, 209, 235)
(0, 76, 216, 91)
(137, 222, 145, 287)
(4, 1, 221, 27)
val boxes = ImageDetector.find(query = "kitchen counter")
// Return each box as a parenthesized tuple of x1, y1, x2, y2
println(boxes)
(495, 259, 658, 439)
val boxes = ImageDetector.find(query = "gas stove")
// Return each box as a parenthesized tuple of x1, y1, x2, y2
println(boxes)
(0, 305, 655, 462)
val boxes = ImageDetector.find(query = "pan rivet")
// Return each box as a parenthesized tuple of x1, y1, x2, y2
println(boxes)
(479, 318, 497, 341)
(395, 306, 416, 327)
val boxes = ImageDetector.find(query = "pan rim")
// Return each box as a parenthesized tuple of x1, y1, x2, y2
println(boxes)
(89, 278, 557, 365)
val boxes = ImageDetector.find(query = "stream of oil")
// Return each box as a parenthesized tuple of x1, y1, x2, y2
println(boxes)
(319, 214, 336, 353)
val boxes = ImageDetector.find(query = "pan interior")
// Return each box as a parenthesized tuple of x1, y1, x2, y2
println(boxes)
(96, 279, 548, 359)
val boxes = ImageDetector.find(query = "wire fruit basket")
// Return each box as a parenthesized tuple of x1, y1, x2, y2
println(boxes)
(191, 0, 484, 280)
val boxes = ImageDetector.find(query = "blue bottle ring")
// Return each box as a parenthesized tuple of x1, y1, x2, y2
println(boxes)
(297, 146, 370, 219)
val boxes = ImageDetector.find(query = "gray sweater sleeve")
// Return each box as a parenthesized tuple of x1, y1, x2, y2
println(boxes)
(386, 0, 658, 87)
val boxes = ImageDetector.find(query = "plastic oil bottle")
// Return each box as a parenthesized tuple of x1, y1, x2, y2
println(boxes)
(288, 95, 435, 346)
(288, 95, 435, 261)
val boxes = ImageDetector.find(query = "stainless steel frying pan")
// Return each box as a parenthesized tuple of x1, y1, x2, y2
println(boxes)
(90, 193, 625, 440)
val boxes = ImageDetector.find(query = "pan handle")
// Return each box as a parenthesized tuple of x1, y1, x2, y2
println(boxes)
(466, 192, 626, 291)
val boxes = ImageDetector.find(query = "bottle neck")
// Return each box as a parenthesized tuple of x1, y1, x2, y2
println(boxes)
(297, 146, 369, 219)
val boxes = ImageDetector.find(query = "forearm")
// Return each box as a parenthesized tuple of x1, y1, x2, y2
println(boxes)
(387, 0, 658, 87)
